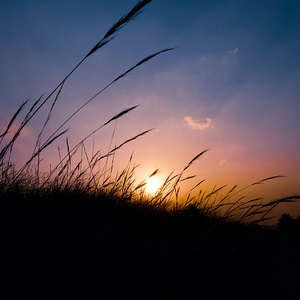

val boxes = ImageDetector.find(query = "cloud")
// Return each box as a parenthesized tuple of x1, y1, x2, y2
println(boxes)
(233, 47, 238, 54)
(227, 47, 238, 55)
(183, 116, 212, 130)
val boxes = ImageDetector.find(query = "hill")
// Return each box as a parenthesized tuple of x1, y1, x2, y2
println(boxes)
(2, 188, 299, 298)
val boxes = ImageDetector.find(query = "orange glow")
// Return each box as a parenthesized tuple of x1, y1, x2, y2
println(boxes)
(145, 176, 163, 195)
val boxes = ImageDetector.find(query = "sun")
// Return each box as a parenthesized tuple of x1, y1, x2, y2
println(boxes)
(145, 176, 162, 195)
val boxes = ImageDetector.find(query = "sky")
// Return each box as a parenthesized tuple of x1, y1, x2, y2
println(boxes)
(1, 0, 300, 219)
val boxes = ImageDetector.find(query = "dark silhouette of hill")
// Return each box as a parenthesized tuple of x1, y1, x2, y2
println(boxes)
(2, 189, 299, 298)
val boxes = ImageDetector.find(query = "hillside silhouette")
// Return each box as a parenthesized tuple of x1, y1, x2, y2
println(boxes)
(2, 188, 299, 297)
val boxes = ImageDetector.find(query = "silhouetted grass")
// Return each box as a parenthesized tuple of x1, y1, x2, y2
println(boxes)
(1, 0, 299, 297)
(2, 178, 299, 297)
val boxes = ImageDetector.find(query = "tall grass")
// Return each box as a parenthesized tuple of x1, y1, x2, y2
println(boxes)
(0, 0, 299, 226)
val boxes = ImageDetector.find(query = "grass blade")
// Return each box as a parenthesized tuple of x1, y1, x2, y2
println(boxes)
(85, 0, 152, 58)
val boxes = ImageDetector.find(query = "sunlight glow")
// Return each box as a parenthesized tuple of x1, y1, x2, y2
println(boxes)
(145, 176, 162, 195)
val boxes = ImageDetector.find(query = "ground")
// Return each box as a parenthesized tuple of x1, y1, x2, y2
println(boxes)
(2, 190, 299, 298)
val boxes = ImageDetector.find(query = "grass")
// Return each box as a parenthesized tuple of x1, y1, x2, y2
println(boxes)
(1, 0, 300, 297)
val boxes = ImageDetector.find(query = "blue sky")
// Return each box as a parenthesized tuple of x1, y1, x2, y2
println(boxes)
(1, 0, 300, 216)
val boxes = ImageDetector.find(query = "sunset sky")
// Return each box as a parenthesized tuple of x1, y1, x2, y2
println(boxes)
(1, 0, 300, 218)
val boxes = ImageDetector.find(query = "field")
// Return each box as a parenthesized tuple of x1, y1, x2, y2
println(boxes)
(2, 183, 300, 297)
(1, 1, 299, 297)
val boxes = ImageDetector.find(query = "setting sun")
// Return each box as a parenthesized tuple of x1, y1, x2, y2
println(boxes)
(145, 176, 162, 195)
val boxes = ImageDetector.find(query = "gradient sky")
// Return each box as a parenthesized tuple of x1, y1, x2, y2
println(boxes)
(1, 0, 300, 218)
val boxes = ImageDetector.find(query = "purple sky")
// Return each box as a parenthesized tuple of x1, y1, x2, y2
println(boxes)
(1, 0, 300, 218)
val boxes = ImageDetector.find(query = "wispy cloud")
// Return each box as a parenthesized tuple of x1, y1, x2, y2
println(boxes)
(184, 116, 212, 130)
(232, 47, 238, 54)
